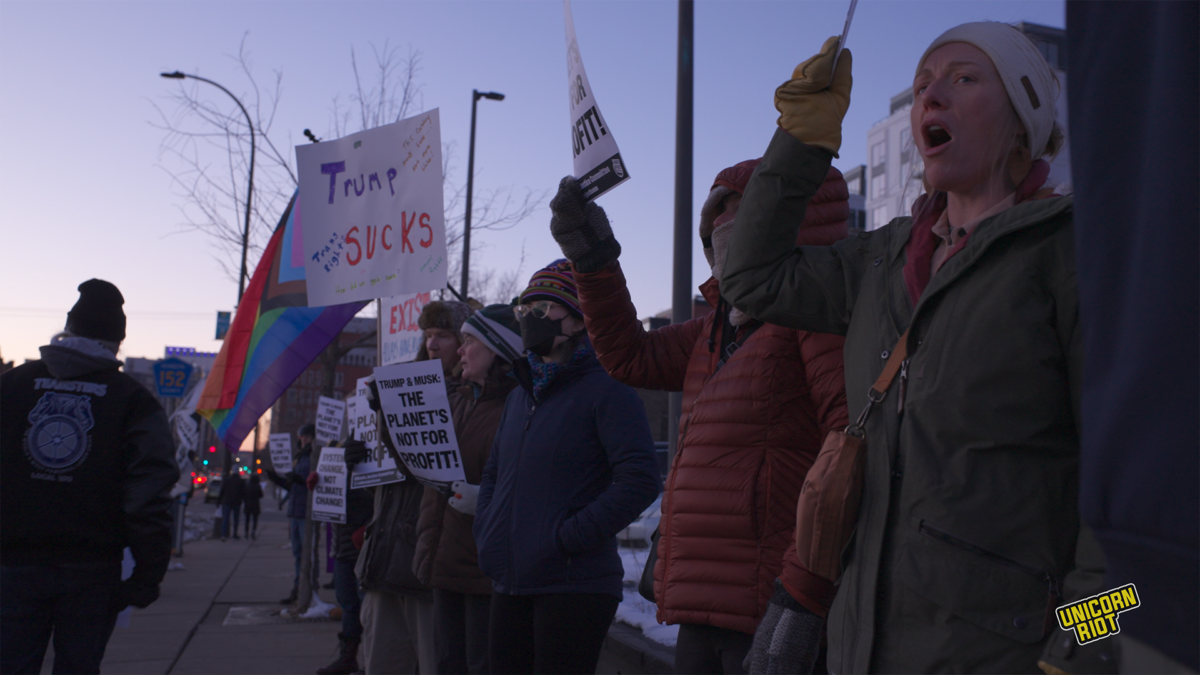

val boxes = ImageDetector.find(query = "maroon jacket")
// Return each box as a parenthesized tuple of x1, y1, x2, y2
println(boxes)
(574, 168, 850, 634)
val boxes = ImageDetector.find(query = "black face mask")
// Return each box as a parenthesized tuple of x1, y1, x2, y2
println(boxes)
(518, 312, 566, 357)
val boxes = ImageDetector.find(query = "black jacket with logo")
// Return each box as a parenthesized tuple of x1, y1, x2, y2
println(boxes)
(1, 341, 179, 587)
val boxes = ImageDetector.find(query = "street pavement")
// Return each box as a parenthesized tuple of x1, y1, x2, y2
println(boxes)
(41, 506, 343, 675)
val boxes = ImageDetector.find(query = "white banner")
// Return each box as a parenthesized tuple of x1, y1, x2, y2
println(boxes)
(565, 0, 629, 200)
(298, 110, 448, 307)
(315, 396, 346, 447)
(268, 433, 293, 473)
(380, 291, 434, 366)
(347, 378, 404, 489)
(373, 360, 465, 490)
(311, 447, 348, 524)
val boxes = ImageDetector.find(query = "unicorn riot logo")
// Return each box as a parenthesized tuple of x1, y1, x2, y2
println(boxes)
(24, 392, 95, 473)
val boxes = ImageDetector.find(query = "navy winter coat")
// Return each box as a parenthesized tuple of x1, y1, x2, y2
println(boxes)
(474, 355, 660, 600)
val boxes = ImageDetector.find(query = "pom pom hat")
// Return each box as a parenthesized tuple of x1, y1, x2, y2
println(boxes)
(917, 22, 1060, 158)
(461, 304, 525, 364)
(519, 259, 582, 318)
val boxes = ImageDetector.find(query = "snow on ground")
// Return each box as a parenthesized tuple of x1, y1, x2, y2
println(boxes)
(617, 545, 679, 647)
(183, 509, 214, 543)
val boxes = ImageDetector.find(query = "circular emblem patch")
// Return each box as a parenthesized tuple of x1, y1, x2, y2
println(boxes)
(24, 392, 95, 474)
(26, 414, 91, 472)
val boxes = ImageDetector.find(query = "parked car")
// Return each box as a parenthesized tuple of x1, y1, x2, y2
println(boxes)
(618, 495, 661, 548)
(203, 476, 224, 504)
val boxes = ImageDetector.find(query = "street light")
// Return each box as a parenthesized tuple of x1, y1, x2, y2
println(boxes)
(461, 89, 505, 299)
(160, 71, 257, 305)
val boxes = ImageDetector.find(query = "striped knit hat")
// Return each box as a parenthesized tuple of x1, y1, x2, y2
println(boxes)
(518, 259, 581, 317)
(461, 304, 524, 363)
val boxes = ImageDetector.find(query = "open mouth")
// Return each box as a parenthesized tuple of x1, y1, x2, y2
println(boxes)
(925, 124, 952, 149)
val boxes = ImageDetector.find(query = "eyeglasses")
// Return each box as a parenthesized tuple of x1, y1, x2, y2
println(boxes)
(513, 300, 557, 319)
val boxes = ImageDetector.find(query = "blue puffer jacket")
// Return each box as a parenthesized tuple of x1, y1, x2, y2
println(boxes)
(474, 351, 660, 600)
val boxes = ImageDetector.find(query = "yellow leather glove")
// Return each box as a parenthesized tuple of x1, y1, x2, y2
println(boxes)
(775, 35, 853, 158)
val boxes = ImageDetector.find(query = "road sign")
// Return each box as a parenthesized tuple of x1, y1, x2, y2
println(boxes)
(215, 311, 231, 340)
(153, 358, 194, 398)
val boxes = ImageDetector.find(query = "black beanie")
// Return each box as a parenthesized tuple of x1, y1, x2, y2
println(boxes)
(65, 279, 126, 342)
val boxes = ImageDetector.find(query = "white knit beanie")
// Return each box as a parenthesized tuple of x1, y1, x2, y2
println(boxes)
(917, 22, 1059, 158)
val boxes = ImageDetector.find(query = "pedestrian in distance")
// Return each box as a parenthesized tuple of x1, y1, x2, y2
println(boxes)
(1, 279, 179, 674)
(413, 304, 524, 675)
(548, 157, 851, 675)
(722, 25, 1112, 673)
(267, 423, 316, 606)
(244, 474, 264, 541)
(357, 300, 473, 675)
(219, 469, 245, 541)
(473, 261, 661, 675)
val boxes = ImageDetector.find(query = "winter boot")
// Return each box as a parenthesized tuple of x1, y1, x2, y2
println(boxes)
(315, 633, 360, 675)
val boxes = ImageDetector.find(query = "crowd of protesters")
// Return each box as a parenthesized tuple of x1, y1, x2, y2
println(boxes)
(7, 7, 1186, 675)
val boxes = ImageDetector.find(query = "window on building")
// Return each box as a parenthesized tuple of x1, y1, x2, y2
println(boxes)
(871, 141, 886, 169)
(871, 172, 888, 199)
(287, 389, 297, 404)
(846, 174, 862, 195)
(336, 372, 345, 387)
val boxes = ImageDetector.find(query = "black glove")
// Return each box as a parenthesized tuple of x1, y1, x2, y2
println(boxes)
(109, 580, 160, 613)
(745, 580, 824, 675)
(549, 175, 621, 273)
(344, 438, 369, 470)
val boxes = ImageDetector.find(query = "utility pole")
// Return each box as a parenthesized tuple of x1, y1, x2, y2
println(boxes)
(668, 0, 694, 467)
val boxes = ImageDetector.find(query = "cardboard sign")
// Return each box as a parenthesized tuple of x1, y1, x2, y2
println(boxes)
(268, 433, 293, 473)
(564, 0, 629, 200)
(297, 110, 448, 307)
(311, 447, 348, 524)
(347, 377, 404, 489)
(380, 291, 434, 365)
(315, 396, 346, 446)
(373, 360, 465, 490)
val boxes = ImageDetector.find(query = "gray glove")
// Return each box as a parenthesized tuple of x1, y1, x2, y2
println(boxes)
(549, 176, 621, 273)
(745, 580, 824, 675)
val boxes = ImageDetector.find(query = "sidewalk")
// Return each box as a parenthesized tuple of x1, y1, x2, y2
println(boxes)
(43, 507, 342, 675)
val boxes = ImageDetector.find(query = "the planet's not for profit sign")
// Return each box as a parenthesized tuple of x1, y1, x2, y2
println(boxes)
(564, 0, 629, 200)
(373, 360, 465, 491)
(315, 396, 346, 447)
(268, 433, 293, 473)
(297, 110, 447, 307)
(347, 377, 403, 489)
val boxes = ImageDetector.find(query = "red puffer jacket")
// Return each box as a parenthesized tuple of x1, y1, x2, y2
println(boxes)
(575, 168, 850, 634)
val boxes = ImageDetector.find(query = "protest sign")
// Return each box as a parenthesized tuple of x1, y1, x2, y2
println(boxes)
(373, 360, 466, 490)
(380, 291, 433, 365)
(315, 396, 346, 446)
(347, 377, 404, 489)
(311, 447, 347, 524)
(564, 0, 629, 200)
(297, 110, 447, 307)
(268, 433, 293, 473)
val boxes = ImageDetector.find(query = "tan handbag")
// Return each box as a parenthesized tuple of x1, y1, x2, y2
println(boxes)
(795, 329, 910, 582)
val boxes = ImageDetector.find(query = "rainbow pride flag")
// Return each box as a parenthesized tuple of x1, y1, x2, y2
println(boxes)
(198, 193, 367, 450)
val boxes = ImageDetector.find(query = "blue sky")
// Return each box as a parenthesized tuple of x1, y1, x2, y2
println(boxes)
(0, 0, 1065, 363)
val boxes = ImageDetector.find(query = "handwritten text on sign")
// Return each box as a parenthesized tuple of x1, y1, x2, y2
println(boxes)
(298, 111, 447, 307)
(311, 447, 348, 524)
(564, 0, 629, 200)
(380, 291, 433, 365)
(373, 360, 465, 490)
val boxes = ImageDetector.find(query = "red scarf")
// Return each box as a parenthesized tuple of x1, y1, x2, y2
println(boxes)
(902, 160, 1055, 306)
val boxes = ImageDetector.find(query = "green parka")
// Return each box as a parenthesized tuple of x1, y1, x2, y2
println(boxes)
(722, 130, 1111, 673)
